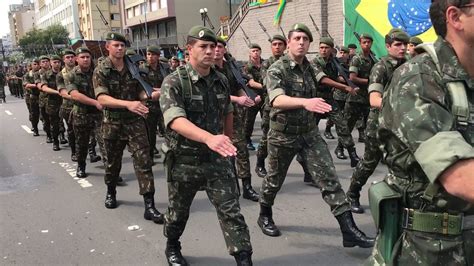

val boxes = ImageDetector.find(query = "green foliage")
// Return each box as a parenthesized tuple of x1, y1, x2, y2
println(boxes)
(18, 24, 69, 58)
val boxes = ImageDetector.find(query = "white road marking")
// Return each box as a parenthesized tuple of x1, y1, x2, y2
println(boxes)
(5, 110, 13, 115)
(58, 162, 93, 188)
(21, 125, 33, 134)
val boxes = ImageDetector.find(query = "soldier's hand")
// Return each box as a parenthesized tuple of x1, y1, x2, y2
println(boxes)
(151, 88, 161, 101)
(237, 96, 255, 107)
(127, 101, 149, 116)
(346, 86, 359, 96)
(303, 98, 332, 113)
(95, 102, 103, 111)
(205, 134, 237, 157)
(254, 95, 262, 104)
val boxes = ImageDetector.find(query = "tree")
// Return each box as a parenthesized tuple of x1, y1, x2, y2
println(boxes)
(18, 24, 69, 58)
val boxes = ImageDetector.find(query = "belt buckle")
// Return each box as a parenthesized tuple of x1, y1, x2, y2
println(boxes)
(402, 208, 413, 229)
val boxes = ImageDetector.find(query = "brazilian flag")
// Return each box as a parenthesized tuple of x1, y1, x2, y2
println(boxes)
(344, 0, 437, 57)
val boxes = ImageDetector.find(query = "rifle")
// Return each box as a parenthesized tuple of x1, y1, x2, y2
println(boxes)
(279, 26, 286, 37)
(343, 13, 378, 63)
(223, 53, 257, 100)
(125, 54, 154, 98)
(96, 5, 110, 30)
(240, 26, 251, 47)
(257, 20, 272, 42)
(308, 14, 359, 90)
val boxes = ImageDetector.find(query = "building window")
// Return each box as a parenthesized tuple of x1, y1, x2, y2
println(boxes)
(127, 8, 133, 18)
(111, 27, 120, 32)
(160, 0, 167, 9)
(150, 0, 158, 11)
(111, 13, 120, 20)
(158, 23, 166, 38)
(166, 20, 176, 36)
(110, 0, 118, 5)
(134, 6, 140, 16)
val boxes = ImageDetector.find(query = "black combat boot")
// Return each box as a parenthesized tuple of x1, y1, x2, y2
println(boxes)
(143, 192, 164, 224)
(242, 177, 259, 202)
(32, 127, 39, 136)
(76, 162, 87, 178)
(358, 129, 366, 143)
(324, 126, 335, 139)
(52, 139, 60, 151)
(105, 185, 117, 209)
(88, 147, 101, 163)
(46, 135, 53, 143)
(254, 157, 267, 178)
(334, 142, 348, 160)
(336, 211, 375, 248)
(257, 205, 281, 237)
(234, 250, 253, 266)
(347, 182, 364, 214)
(153, 147, 162, 159)
(59, 132, 68, 144)
(347, 146, 360, 168)
(165, 239, 188, 266)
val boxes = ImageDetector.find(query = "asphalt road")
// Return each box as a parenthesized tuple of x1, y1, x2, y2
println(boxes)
(1, 92, 385, 265)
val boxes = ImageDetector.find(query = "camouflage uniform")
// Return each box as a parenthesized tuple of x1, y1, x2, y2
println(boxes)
(160, 63, 252, 255)
(93, 57, 154, 194)
(347, 56, 404, 206)
(65, 66, 104, 166)
(14, 69, 24, 98)
(24, 69, 40, 131)
(36, 69, 52, 139)
(244, 59, 265, 143)
(261, 54, 350, 216)
(346, 51, 375, 137)
(0, 71, 5, 102)
(41, 69, 62, 146)
(57, 66, 76, 156)
(368, 37, 474, 265)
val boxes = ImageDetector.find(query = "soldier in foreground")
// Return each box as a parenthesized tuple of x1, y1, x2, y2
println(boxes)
(160, 26, 253, 266)
(258, 23, 374, 249)
(93, 33, 163, 224)
(36, 56, 53, 144)
(347, 28, 409, 214)
(367, 1, 474, 264)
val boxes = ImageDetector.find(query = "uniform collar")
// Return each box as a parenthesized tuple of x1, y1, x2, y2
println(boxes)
(435, 37, 473, 89)
(185, 63, 218, 84)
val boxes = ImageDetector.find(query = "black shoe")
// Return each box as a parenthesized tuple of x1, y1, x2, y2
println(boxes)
(143, 192, 164, 224)
(257, 205, 281, 237)
(59, 133, 68, 144)
(153, 147, 160, 155)
(117, 176, 124, 183)
(53, 142, 61, 151)
(76, 162, 87, 178)
(242, 179, 259, 202)
(46, 136, 53, 143)
(347, 146, 360, 168)
(358, 130, 366, 143)
(90, 154, 102, 163)
(303, 173, 312, 183)
(247, 142, 256, 151)
(255, 157, 267, 178)
(71, 153, 78, 162)
(334, 144, 348, 160)
(105, 186, 117, 209)
(165, 240, 188, 266)
(324, 130, 335, 139)
(33, 128, 39, 136)
(234, 250, 253, 266)
(336, 211, 375, 248)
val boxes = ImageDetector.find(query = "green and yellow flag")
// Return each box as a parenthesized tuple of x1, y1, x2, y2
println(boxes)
(344, 0, 437, 57)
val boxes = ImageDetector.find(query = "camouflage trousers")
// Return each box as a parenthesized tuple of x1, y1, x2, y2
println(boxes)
(60, 106, 74, 152)
(102, 118, 154, 194)
(46, 103, 61, 142)
(367, 227, 474, 265)
(29, 95, 40, 130)
(145, 108, 164, 157)
(245, 98, 265, 142)
(164, 156, 252, 256)
(332, 100, 356, 149)
(256, 97, 270, 160)
(72, 111, 104, 164)
(344, 101, 370, 135)
(40, 105, 51, 137)
(233, 105, 251, 180)
(260, 129, 351, 216)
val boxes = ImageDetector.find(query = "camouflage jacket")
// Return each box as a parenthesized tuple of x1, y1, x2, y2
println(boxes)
(36, 68, 49, 107)
(311, 54, 338, 99)
(65, 65, 99, 114)
(23, 70, 40, 96)
(348, 51, 376, 104)
(140, 62, 165, 112)
(365, 56, 405, 138)
(266, 54, 318, 135)
(245, 59, 265, 96)
(57, 66, 75, 109)
(160, 64, 233, 156)
(378, 37, 474, 214)
(41, 69, 62, 108)
(261, 55, 282, 106)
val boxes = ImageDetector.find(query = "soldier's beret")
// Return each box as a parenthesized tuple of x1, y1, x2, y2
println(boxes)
(39, 55, 50, 61)
(32, 58, 40, 63)
(50, 55, 62, 61)
(159, 57, 169, 63)
(319, 37, 334, 48)
(62, 49, 76, 56)
(217, 36, 227, 46)
(409, 36, 423, 45)
(171, 56, 179, 61)
(271, 34, 286, 44)
(125, 48, 137, 55)
(386, 28, 410, 43)
(75, 47, 91, 55)
(289, 23, 313, 42)
(105, 32, 127, 43)
(347, 43, 357, 49)
(187, 26, 217, 44)
(340, 46, 350, 53)
(249, 43, 261, 50)
(147, 45, 160, 55)
(359, 33, 373, 41)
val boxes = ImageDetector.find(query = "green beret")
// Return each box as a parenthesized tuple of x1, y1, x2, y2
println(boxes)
(360, 33, 373, 41)
(105, 32, 127, 43)
(217, 36, 227, 46)
(50, 55, 62, 61)
(249, 43, 261, 50)
(125, 48, 136, 56)
(32, 58, 40, 63)
(147, 45, 160, 55)
(39, 55, 50, 61)
(386, 28, 410, 43)
(289, 23, 313, 42)
(340, 46, 349, 53)
(187, 26, 217, 44)
(171, 56, 178, 61)
(319, 37, 334, 48)
(62, 49, 76, 56)
(409, 36, 423, 45)
(75, 47, 91, 55)
(271, 34, 286, 44)
(347, 43, 357, 49)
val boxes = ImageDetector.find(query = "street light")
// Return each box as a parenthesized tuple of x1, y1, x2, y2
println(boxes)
(199, 8, 208, 27)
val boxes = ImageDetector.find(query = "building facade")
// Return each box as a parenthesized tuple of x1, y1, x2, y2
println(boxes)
(77, 0, 123, 40)
(8, 1, 36, 46)
(34, 0, 81, 40)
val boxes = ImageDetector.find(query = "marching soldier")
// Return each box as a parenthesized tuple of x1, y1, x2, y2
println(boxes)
(24, 59, 41, 136)
(407, 36, 423, 59)
(36, 56, 53, 143)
